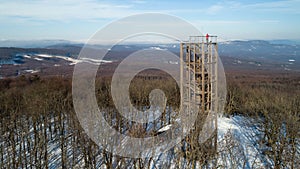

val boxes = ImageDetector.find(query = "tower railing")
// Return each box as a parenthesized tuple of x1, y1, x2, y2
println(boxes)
(188, 35, 218, 44)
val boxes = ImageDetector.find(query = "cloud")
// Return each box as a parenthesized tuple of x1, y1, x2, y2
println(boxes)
(194, 20, 248, 25)
(197, 0, 300, 15)
(258, 20, 280, 23)
(0, 0, 140, 22)
(236, 0, 300, 14)
(131, 0, 147, 4)
(206, 5, 224, 15)
(193, 19, 281, 27)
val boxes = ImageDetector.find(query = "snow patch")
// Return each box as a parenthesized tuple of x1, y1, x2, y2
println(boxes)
(34, 57, 43, 61)
(36, 54, 53, 58)
(24, 69, 40, 73)
(218, 115, 271, 168)
(35, 54, 112, 65)
(23, 54, 31, 59)
(157, 124, 172, 133)
(168, 61, 178, 65)
(149, 47, 167, 51)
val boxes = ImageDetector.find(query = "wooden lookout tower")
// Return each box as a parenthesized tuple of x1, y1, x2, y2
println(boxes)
(180, 35, 218, 161)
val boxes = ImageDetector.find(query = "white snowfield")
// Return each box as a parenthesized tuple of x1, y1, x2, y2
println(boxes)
(151, 115, 278, 169)
(218, 115, 270, 168)
(1, 112, 298, 168)
(34, 54, 113, 65)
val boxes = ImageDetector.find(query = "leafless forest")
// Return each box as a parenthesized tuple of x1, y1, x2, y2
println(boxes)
(0, 70, 299, 168)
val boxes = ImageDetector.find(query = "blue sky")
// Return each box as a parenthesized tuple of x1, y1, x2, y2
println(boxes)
(0, 0, 299, 41)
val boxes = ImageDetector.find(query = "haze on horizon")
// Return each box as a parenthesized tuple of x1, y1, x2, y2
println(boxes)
(0, 0, 299, 42)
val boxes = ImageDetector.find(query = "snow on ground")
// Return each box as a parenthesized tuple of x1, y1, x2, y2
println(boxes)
(35, 54, 112, 65)
(168, 61, 178, 65)
(149, 47, 167, 51)
(218, 115, 273, 168)
(34, 57, 44, 61)
(24, 69, 40, 73)
(2, 113, 297, 168)
(36, 54, 53, 58)
(23, 54, 31, 59)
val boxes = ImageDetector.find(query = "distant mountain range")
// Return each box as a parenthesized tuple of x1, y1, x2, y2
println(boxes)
(0, 39, 83, 48)
(0, 39, 299, 78)
(1, 39, 300, 48)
